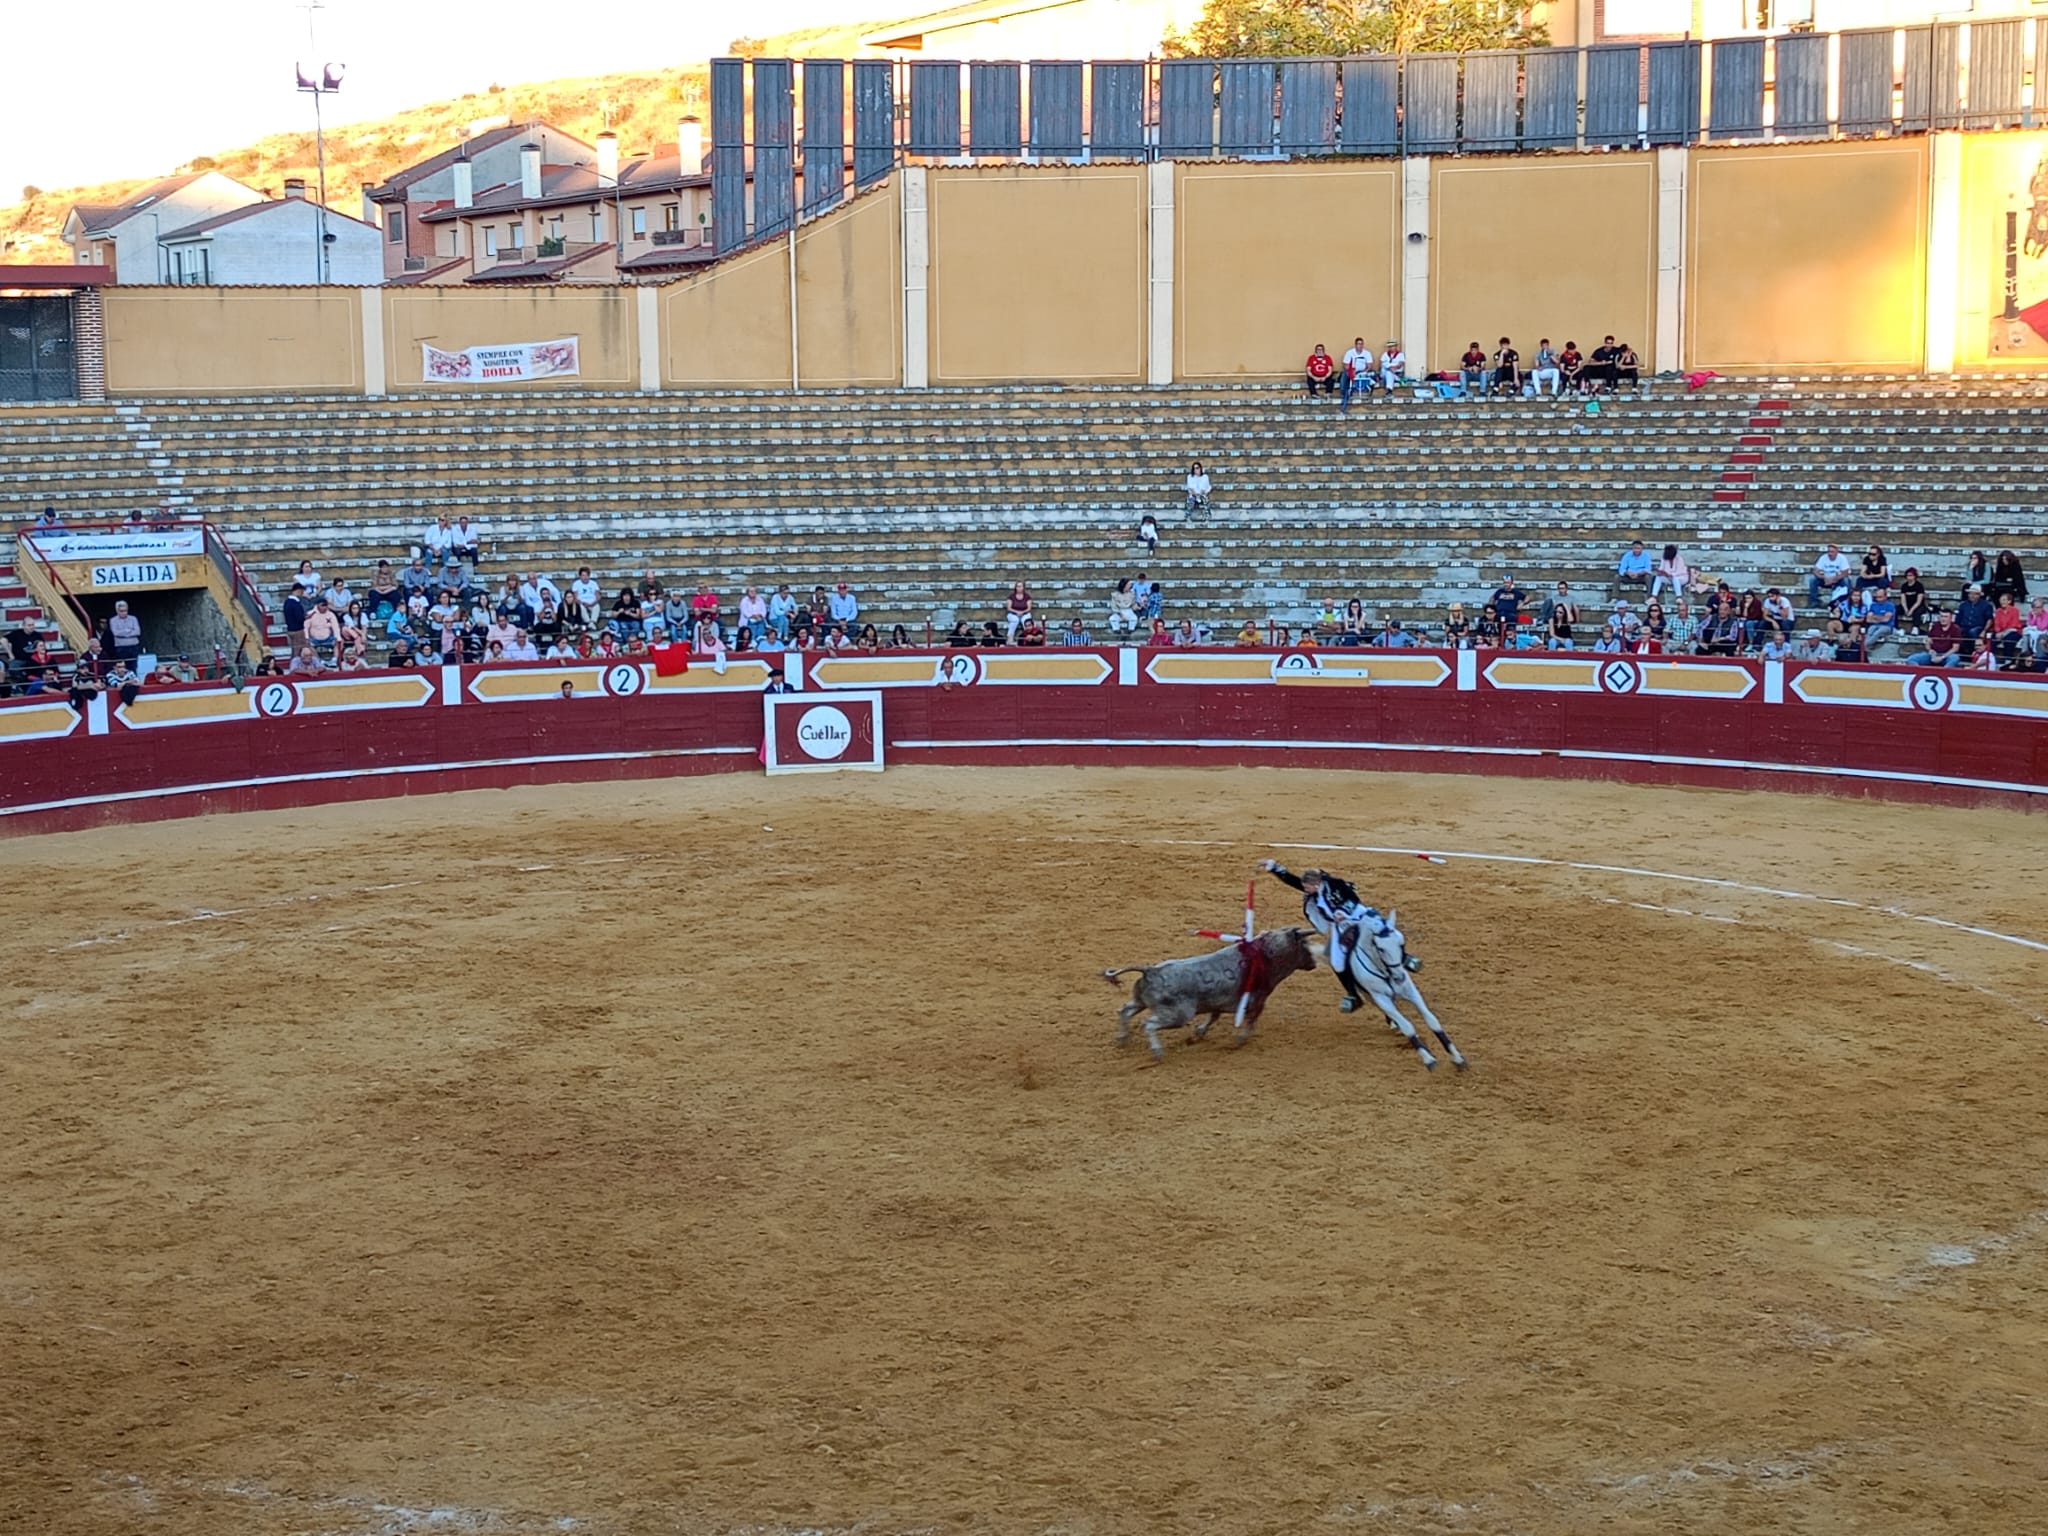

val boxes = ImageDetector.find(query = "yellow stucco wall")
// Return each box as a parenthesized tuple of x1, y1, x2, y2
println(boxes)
(103, 288, 364, 395)
(661, 237, 795, 388)
(1954, 129, 2048, 369)
(795, 185, 903, 388)
(1432, 155, 1657, 376)
(927, 165, 1147, 384)
(384, 286, 639, 390)
(1687, 138, 1928, 372)
(1175, 162, 1401, 380)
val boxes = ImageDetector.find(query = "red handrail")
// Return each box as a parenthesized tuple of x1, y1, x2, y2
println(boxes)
(18, 514, 275, 651)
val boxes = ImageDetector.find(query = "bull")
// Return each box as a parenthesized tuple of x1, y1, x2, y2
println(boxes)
(1104, 927, 1321, 1060)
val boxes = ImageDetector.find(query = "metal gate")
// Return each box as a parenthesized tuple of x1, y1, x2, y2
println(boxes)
(0, 296, 76, 402)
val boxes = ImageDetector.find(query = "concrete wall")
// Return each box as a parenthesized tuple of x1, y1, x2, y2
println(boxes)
(1174, 161, 1401, 380)
(383, 285, 640, 390)
(103, 287, 365, 394)
(1432, 154, 1658, 377)
(662, 234, 794, 388)
(926, 164, 1146, 384)
(1686, 138, 1928, 372)
(795, 184, 902, 388)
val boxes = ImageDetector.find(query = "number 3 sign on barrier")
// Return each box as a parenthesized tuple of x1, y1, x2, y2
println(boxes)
(762, 690, 885, 775)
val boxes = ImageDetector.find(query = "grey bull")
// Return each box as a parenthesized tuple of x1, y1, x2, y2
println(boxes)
(1104, 927, 1321, 1060)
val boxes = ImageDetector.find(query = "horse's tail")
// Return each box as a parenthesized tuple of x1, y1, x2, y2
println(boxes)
(1102, 966, 1147, 984)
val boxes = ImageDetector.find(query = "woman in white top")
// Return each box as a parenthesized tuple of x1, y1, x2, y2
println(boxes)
(1108, 577, 1140, 634)
(1184, 460, 1211, 515)
(1649, 544, 1692, 605)
(292, 560, 322, 596)
(1137, 514, 1160, 555)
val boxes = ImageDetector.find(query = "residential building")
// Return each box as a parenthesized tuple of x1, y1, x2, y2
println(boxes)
(157, 182, 382, 286)
(361, 122, 597, 282)
(62, 172, 264, 284)
(411, 122, 736, 285)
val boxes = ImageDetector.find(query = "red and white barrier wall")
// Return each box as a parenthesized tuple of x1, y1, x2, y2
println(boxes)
(4, 648, 2045, 834)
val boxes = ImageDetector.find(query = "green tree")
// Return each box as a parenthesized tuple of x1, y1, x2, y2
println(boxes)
(1163, 0, 1544, 57)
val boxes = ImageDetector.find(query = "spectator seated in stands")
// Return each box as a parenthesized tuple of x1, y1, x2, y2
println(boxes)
(532, 600, 562, 653)
(1146, 616, 1173, 647)
(1340, 338, 1377, 411)
(1854, 544, 1891, 592)
(1760, 630, 1794, 662)
(368, 562, 404, 617)
(1897, 568, 1930, 632)
(1341, 598, 1368, 644)
(1376, 618, 1419, 649)
(439, 560, 477, 605)
(387, 638, 419, 668)
(303, 599, 343, 659)
(104, 659, 142, 705)
(324, 576, 355, 613)
(1988, 549, 2029, 607)
(450, 517, 485, 566)
(1528, 339, 1562, 397)
(768, 585, 797, 640)
(1832, 620, 1869, 664)
(848, 623, 877, 651)
(1235, 618, 1262, 646)
(1017, 616, 1048, 647)
(1004, 581, 1035, 643)
(1380, 340, 1406, 392)
(1990, 593, 2027, 661)
(1539, 582, 1578, 650)
(1304, 344, 1339, 398)
(1612, 342, 1642, 392)
(1614, 539, 1652, 597)
(1185, 459, 1212, 516)
(1954, 584, 1995, 655)
(1807, 543, 1852, 610)
(1107, 578, 1140, 635)
(1459, 342, 1488, 395)
(400, 556, 436, 596)
(288, 645, 327, 675)
(1697, 600, 1745, 656)
(1582, 336, 1620, 393)
(1475, 602, 1503, 648)
(1490, 338, 1521, 397)
(611, 587, 644, 638)
(661, 590, 692, 638)
(1907, 607, 1965, 667)
(1444, 602, 1472, 649)
(1558, 341, 1585, 393)
(2026, 597, 2048, 659)
(1761, 587, 1797, 639)
(1138, 513, 1161, 555)
(828, 582, 860, 629)
(1650, 545, 1692, 607)
(1135, 572, 1162, 621)
(737, 585, 768, 637)
(1592, 624, 1623, 654)
(1793, 629, 1833, 663)
(1862, 588, 1901, 650)
(292, 559, 323, 598)
(947, 621, 976, 647)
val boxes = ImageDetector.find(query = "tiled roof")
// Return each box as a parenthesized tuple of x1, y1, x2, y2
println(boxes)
(618, 244, 719, 272)
(366, 123, 590, 201)
(389, 256, 470, 286)
(421, 152, 713, 223)
(0, 265, 112, 288)
(69, 173, 215, 234)
(465, 243, 613, 283)
(159, 199, 379, 240)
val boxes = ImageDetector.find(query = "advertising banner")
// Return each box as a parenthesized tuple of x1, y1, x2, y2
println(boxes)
(421, 337, 581, 384)
(26, 530, 203, 561)
(763, 690, 885, 775)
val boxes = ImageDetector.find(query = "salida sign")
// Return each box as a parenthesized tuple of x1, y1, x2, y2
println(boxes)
(762, 690, 885, 775)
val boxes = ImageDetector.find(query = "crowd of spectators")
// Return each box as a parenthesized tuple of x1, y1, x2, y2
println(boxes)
(1303, 336, 1640, 402)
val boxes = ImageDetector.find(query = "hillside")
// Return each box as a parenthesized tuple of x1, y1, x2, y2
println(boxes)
(0, 13, 892, 267)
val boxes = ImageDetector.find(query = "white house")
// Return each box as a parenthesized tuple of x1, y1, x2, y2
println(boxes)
(63, 171, 265, 284)
(156, 182, 382, 285)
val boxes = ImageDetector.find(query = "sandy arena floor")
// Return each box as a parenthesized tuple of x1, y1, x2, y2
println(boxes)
(2, 765, 2045, 1536)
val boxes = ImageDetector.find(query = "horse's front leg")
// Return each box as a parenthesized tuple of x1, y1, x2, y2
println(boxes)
(1369, 990, 1436, 1070)
(1400, 978, 1466, 1069)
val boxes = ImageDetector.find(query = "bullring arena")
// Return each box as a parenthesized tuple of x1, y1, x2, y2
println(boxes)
(4, 659, 2048, 1534)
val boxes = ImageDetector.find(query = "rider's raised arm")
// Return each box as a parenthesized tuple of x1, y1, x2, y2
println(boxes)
(1260, 859, 1307, 892)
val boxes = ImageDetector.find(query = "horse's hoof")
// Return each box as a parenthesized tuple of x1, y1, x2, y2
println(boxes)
(1339, 997, 1360, 1013)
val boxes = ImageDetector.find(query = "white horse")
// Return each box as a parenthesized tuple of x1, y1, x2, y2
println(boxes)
(1341, 910, 1467, 1072)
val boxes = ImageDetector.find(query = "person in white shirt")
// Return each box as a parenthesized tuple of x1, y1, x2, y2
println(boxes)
(1808, 544, 1853, 610)
(450, 517, 484, 564)
(1137, 513, 1159, 555)
(1379, 341, 1406, 392)
(421, 518, 454, 564)
(1184, 460, 1212, 515)
(504, 632, 540, 662)
(738, 585, 768, 635)
(1529, 339, 1562, 397)
(1340, 337, 1374, 411)
(570, 566, 600, 609)
(519, 573, 560, 612)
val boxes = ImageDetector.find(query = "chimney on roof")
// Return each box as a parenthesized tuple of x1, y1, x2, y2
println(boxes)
(453, 153, 474, 210)
(283, 178, 307, 200)
(520, 142, 542, 200)
(679, 118, 703, 175)
(596, 132, 619, 190)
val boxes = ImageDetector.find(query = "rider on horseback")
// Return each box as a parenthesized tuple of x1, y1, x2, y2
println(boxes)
(1260, 859, 1375, 1011)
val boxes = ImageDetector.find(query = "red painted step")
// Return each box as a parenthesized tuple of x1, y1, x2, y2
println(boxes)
(1720, 469, 1754, 483)
(1739, 433, 1773, 446)
(1712, 488, 1747, 502)
(1758, 397, 1791, 410)
(1729, 450, 1764, 464)
(1749, 415, 1782, 429)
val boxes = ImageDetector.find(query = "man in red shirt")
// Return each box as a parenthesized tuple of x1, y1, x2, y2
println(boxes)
(1304, 344, 1338, 399)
